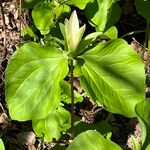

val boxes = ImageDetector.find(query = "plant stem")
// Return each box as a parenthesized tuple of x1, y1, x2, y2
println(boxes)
(144, 21, 149, 49)
(19, 0, 22, 44)
(148, 22, 150, 53)
(121, 29, 146, 38)
(0, 0, 6, 50)
(143, 20, 150, 62)
(70, 59, 74, 139)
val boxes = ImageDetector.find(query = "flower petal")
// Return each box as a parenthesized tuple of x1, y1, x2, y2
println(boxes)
(69, 10, 79, 33)
(72, 24, 86, 52)
(65, 19, 72, 51)
(59, 23, 66, 40)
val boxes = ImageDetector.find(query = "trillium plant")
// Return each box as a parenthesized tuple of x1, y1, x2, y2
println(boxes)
(5, 3, 150, 148)
(59, 11, 86, 136)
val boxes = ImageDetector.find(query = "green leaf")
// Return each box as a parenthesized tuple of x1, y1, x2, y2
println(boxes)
(103, 26, 118, 39)
(54, 4, 70, 19)
(71, 120, 111, 138)
(21, 25, 38, 41)
(77, 32, 103, 55)
(135, 99, 150, 149)
(22, 0, 45, 8)
(5, 42, 69, 121)
(66, 0, 94, 9)
(135, 0, 150, 21)
(146, 144, 150, 150)
(75, 39, 145, 117)
(32, 2, 70, 35)
(130, 135, 141, 150)
(0, 139, 5, 150)
(85, 0, 121, 32)
(32, 2, 55, 35)
(67, 130, 122, 150)
(105, 2, 121, 31)
(32, 106, 71, 142)
(60, 80, 83, 104)
(51, 144, 66, 150)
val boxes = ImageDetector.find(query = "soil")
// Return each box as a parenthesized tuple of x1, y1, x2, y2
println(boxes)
(0, 0, 150, 149)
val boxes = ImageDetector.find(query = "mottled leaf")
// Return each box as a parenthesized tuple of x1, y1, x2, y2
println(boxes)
(75, 39, 145, 117)
(67, 130, 121, 150)
(32, 106, 71, 141)
(5, 42, 68, 121)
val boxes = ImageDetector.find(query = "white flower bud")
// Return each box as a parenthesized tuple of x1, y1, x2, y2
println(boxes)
(60, 10, 86, 52)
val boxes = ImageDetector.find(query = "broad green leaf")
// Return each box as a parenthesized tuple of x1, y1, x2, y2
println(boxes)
(75, 39, 145, 117)
(85, 0, 121, 32)
(32, 2, 55, 35)
(135, 0, 150, 21)
(70, 120, 111, 138)
(32, 106, 71, 142)
(0, 139, 5, 150)
(67, 130, 122, 150)
(5, 42, 69, 121)
(60, 80, 83, 104)
(66, 0, 94, 9)
(135, 99, 150, 149)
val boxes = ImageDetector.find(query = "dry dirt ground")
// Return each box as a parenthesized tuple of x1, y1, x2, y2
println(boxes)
(0, 0, 150, 150)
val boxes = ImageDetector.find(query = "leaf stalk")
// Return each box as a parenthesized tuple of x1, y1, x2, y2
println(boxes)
(70, 59, 74, 139)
